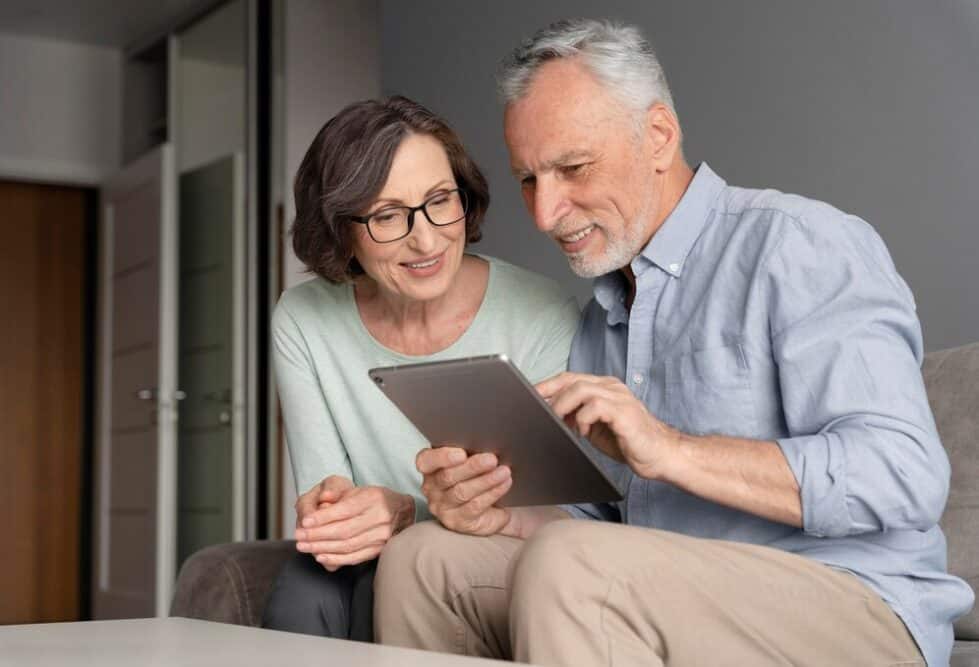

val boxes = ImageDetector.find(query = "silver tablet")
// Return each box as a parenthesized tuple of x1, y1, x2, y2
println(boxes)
(368, 354, 624, 508)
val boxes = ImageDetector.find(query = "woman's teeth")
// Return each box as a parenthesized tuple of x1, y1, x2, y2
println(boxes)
(563, 225, 595, 243)
(407, 257, 439, 269)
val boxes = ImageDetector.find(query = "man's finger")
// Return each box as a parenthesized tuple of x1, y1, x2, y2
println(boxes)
(416, 446, 468, 474)
(549, 381, 619, 420)
(575, 399, 610, 436)
(537, 372, 610, 402)
(535, 371, 584, 399)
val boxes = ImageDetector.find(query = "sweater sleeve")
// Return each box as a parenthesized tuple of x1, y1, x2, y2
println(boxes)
(523, 296, 581, 384)
(271, 300, 353, 496)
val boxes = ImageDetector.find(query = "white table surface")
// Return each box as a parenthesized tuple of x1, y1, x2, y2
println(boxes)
(0, 617, 516, 666)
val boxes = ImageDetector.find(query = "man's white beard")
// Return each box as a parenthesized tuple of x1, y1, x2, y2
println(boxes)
(565, 215, 650, 278)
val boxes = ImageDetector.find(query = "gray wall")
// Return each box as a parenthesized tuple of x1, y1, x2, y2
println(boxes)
(278, 0, 380, 534)
(380, 1, 979, 351)
(0, 32, 120, 185)
(283, 0, 380, 288)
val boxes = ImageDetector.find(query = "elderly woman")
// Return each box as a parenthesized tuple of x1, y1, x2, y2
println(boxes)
(261, 96, 579, 640)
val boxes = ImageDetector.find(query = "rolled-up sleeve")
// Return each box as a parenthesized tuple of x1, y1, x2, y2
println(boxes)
(768, 213, 949, 538)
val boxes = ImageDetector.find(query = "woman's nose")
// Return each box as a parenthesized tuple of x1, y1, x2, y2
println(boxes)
(405, 210, 438, 252)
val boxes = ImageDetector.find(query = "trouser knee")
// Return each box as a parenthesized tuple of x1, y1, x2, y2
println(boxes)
(262, 551, 374, 640)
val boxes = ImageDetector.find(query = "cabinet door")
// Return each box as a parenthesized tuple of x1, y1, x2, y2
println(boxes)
(93, 144, 178, 619)
(176, 153, 246, 567)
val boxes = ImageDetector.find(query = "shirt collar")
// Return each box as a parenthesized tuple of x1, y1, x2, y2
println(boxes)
(592, 162, 725, 319)
(636, 161, 726, 278)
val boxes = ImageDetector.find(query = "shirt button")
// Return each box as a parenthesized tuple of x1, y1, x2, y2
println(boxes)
(632, 373, 644, 385)
(669, 262, 680, 272)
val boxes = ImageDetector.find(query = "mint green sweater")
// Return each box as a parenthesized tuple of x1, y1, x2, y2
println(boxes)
(272, 255, 580, 521)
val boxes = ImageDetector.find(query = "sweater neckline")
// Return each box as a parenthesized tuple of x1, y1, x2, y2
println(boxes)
(344, 253, 497, 361)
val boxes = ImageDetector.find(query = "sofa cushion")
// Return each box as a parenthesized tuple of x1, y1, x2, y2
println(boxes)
(923, 342, 979, 641)
(952, 640, 979, 667)
(170, 539, 296, 626)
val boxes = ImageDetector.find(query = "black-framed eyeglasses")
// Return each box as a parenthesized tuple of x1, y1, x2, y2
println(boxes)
(349, 189, 468, 243)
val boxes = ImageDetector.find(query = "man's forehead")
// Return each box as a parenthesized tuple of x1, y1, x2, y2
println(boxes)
(504, 98, 613, 174)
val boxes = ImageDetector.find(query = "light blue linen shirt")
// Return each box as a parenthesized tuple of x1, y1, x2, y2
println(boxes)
(565, 163, 974, 666)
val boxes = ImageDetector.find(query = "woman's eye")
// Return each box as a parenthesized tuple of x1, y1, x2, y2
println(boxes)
(372, 212, 398, 223)
(428, 196, 449, 206)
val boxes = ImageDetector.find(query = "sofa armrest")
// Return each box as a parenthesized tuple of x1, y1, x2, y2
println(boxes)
(170, 540, 296, 627)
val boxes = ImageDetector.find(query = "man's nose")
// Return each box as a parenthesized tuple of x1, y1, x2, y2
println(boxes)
(531, 177, 571, 233)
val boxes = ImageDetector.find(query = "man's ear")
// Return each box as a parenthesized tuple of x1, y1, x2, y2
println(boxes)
(645, 103, 683, 172)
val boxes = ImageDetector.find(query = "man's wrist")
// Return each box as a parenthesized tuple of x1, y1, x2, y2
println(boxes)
(395, 493, 416, 533)
(641, 425, 695, 483)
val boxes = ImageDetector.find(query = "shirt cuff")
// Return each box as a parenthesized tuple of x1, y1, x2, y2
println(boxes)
(776, 432, 853, 538)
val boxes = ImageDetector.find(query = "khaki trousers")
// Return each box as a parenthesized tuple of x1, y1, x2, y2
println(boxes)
(374, 519, 924, 667)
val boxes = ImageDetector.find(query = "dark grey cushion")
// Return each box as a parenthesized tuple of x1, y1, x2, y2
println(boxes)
(924, 342, 979, 641)
(952, 640, 979, 667)
(170, 539, 296, 626)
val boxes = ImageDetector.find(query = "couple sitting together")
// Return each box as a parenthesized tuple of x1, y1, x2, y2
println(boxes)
(262, 18, 972, 667)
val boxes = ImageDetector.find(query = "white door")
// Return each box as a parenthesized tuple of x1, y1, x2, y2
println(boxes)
(93, 144, 178, 619)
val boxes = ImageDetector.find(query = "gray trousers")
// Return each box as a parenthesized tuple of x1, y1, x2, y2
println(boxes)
(261, 551, 376, 641)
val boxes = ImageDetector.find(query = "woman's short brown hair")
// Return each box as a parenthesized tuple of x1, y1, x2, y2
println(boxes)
(292, 96, 490, 283)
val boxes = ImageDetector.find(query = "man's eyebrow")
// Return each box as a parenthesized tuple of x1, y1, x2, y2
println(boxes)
(510, 151, 596, 178)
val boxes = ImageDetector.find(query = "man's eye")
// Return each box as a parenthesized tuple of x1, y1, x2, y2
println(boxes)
(561, 164, 585, 176)
(520, 176, 536, 187)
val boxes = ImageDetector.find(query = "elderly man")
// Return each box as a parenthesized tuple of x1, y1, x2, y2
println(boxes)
(373, 18, 973, 667)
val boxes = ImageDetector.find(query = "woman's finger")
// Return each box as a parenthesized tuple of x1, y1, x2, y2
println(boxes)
(432, 452, 499, 491)
(301, 487, 374, 528)
(316, 543, 385, 572)
(447, 466, 511, 506)
(415, 446, 468, 474)
(301, 522, 393, 556)
(459, 476, 513, 521)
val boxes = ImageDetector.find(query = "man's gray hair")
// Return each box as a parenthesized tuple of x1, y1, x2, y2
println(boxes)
(497, 18, 675, 119)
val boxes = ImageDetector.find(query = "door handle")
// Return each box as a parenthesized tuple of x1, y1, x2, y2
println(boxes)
(134, 388, 186, 401)
(203, 388, 232, 404)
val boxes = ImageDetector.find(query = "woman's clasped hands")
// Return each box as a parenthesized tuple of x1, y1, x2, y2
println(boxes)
(293, 475, 416, 571)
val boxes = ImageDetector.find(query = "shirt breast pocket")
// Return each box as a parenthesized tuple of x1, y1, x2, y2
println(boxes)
(665, 343, 757, 437)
